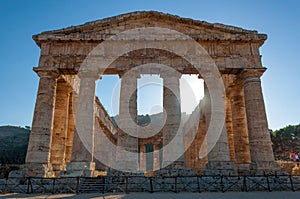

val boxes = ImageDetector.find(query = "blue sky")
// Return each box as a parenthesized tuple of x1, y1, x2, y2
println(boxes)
(0, 0, 299, 130)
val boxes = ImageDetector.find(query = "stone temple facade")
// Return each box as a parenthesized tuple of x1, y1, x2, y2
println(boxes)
(24, 11, 279, 178)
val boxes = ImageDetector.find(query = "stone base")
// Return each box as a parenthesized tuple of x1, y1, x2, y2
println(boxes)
(154, 167, 195, 177)
(22, 163, 55, 178)
(154, 160, 194, 177)
(61, 162, 96, 177)
(114, 161, 139, 172)
(8, 170, 25, 178)
(52, 164, 67, 177)
(66, 162, 95, 170)
(249, 161, 280, 175)
(204, 161, 236, 175)
(154, 168, 195, 177)
(110, 169, 144, 177)
(236, 163, 250, 175)
(162, 160, 186, 170)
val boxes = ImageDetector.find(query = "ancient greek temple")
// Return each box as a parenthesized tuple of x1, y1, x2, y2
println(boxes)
(24, 11, 279, 178)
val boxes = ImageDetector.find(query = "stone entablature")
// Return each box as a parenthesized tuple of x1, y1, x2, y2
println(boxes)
(33, 11, 266, 43)
(34, 11, 264, 75)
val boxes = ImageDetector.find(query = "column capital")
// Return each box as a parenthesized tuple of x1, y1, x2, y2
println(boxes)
(239, 68, 266, 80)
(118, 70, 141, 79)
(56, 79, 73, 94)
(33, 67, 60, 78)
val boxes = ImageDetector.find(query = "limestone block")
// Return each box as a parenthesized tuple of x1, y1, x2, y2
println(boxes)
(66, 162, 95, 171)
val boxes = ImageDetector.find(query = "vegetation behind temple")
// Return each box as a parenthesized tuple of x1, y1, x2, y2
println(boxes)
(270, 124, 300, 160)
(0, 119, 299, 165)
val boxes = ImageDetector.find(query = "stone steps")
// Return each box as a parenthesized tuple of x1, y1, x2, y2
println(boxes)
(79, 177, 107, 193)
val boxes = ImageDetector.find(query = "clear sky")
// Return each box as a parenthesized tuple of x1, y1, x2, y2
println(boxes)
(0, 0, 299, 130)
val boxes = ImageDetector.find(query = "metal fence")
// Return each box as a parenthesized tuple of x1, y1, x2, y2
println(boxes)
(1, 174, 300, 194)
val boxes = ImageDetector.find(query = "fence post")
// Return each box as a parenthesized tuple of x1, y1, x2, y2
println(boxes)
(52, 178, 56, 194)
(174, 177, 178, 193)
(289, 175, 295, 192)
(266, 175, 271, 192)
(125, 176, 128, 194)
(4, 177, 8, 194)
(242, 176, 247, 192)
(220, 175, 224, 192)
(197, 176, 201, 193)
(26, 178, 30, 194)
(76, 177, 80, 194)
(150, 177, 153, 193)
(27, 177, 33, 194)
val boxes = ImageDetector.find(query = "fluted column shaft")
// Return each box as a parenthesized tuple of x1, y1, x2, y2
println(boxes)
(204, 83, 236, 174)
(65, 92, 78, 163)
(241, 69, 278, 171)
(50, 80, 72, 173)
(70, 72, 97, 168)
(225, 94, 236, 163)
(24, 69, 59, 177)
(153, 144, 160, 171)
(162, 74, 183, 168)
(26, 69, 59, 164)
(65, 72, 98, 177)
(229, 83, 251, 172)
(116, 73, 139, 171)
(204, 83, 231, 162)
(139, 144, 146, 171)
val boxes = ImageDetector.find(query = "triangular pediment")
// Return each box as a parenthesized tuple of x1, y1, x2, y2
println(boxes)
(33, 11, 267, 46)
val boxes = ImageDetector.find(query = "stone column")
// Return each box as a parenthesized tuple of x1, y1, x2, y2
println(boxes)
(24, 68, 59, 177)
(161, 73, 184, 169)
(225, 95, 236, 164)
(50, 80, 72, 176)
(203, 83, 236, 175)
(66, 71, 98, 177)
(192, 139, 198, 172)
(241, 69, 279, 172)
(197, 115, 208, 174)
(229, 83, 251, 173)
(65, 92, 78, 164)
(116, 72, 139, 171)
(153, 144, 160, 171)
(139, 144, 146, 171)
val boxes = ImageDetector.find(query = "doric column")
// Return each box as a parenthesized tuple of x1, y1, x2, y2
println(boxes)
(153, 144, 160, 171)
(203, 83, 236, 175)
(67, 71, 98, 177)
(25, 68, 60, 177)
(116, 72, 139, 171)
(225, 94, 236, 164)
(196, 115, 208, 174)
(192, 139, 198, 172)
(241, 69, 279, 172)
(65, 92, 78, 163)
(161, 73, 184, 169)
(50, 80, 72, 175)
(229, 83, 251, 173)
(139, 144, 146, 171)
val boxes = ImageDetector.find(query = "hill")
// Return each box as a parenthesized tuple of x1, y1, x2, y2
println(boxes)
(0, 126, 30, 165)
